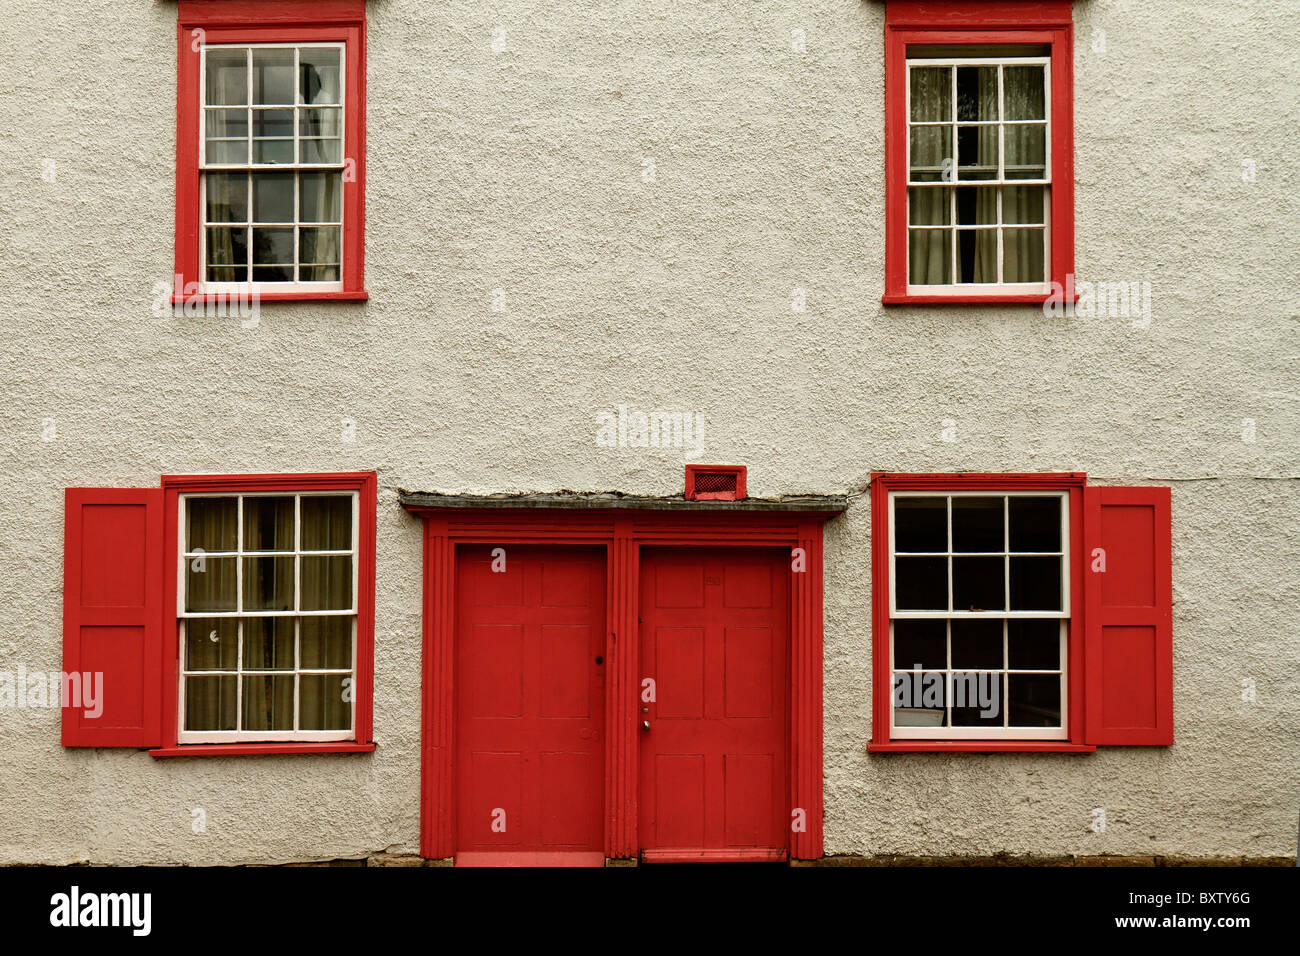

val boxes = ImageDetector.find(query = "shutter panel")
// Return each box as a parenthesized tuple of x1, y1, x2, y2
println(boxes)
(1083, 486, 1173, 745)
(62, 488, 164, 747)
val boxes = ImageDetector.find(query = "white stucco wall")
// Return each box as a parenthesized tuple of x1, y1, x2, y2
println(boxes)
(0, 0, 1295, 864)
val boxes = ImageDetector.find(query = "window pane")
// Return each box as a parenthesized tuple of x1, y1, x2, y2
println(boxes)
(252, 228, 294, 268)
(253, 108, 294, 164)
(1002, 185, 1044, 224)
(950, 619, 1003, 669)
(253, 139, 294, 164)
(206, 228, 249, 280)
(893, 619, 946, 670)
(252, 172, 294, 223)
(955, 186, 996, 226)
(205, 108, 249, 140)
(244, 496, 294, 550)
(1009, 556, 1062, 611)
(186, 675, 237, 730)
(909, 187, 950, 226)
(893, 672, 947, 726)
(300, 48, 341, 105)
(205, 172, 248, 223)
(1008, 619, 1061, 670)
(300, 556, 352, 611)
(300, 172, 342, 222)
(252, 49, 295, 105)
(909, 66, 950, 122)
(186, 557, 236, 612)
(205, 48, 247, 106)
(301, 616, 352, 669)
(252, 109, 294, 139)
(895, 497, 947, 552)
(1005, 124, 1046, 179)
(909, 125, 951, 182)
(1009, 496, 1061, 552)
(242, 675, 295, 731)
(187, 497, 237, 552)
(205, 109, 248, 163)
(955, 229, 996, 283)
(1008, 674, 1060, 726)
(1002, 229, 1045, 284)
(951, 673, 1003, 726)
(952, 497, 1002, 552)
(300, 138, 343, 164)
(1004, 65, 1045, 120)
(301, 496, 351, 550)
(957, 124, 998, 180)
(300, 264, 340, 282)
(185, 617, 238, 671)
(908, 230, 950, 285)
(205, 140, 250, 165)
(243, 617, 295, 670)
(956, 66, 998, 122)
(952, 556, 1004, 611)
(207, 265, 248, 283)
(299, 107, 341, 138)
(299, 674, 351, 730)
(895, 556, 947, 610)
(253, 265, 294, 282)
(300, 228, 341, 268)
(243, 556, 295, 611)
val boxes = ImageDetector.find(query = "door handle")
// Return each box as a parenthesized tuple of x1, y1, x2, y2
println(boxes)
(642, 720, 651, 732)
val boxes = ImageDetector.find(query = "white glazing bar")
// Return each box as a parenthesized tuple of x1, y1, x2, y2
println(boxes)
(245, 48, 253, 166)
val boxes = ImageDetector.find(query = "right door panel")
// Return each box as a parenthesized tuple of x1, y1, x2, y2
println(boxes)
(638, 547, 790, 861)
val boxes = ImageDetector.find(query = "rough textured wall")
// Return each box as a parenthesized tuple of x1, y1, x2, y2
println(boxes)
(0, 0, 1295, 863)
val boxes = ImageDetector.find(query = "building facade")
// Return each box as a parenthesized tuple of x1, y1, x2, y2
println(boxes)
(1, 0, 1296, 865)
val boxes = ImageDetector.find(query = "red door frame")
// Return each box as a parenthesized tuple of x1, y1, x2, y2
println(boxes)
(402, 504, 839, 862)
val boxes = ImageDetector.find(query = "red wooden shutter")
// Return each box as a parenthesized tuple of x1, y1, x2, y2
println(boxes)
(1083, 486, 1173, 745)
(62, 488, 164, 747)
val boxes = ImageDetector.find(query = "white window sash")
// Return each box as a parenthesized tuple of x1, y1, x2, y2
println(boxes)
(176, 490, 359, 744)
(198, 42, 347, 294)
(887, 490, 1070, 741)
(904, 55, 1053, 296)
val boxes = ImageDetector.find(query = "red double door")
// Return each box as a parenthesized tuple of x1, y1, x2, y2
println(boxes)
(454, 545, 789, 864)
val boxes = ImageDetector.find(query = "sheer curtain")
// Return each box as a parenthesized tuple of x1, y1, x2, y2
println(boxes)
(909, 62, 1047, 285)
(299, 49, 343, 282)
(184, 498, 239, 730)
(298, 496, 352, 730)
(299, 172, 342, 281)
(909, 67, 950, 285)
(1002, 65, 1047, 283)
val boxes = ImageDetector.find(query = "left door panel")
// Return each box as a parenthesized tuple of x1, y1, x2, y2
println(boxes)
(454, 545, 606, 866)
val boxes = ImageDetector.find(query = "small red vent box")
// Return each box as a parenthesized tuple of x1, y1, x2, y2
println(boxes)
(684, 465, 747, 501)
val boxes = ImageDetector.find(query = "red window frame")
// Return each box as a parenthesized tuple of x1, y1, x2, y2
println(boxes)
(151, 471, 377, 757)
(882, 1, 1075, 304)
(869, 472, 1093, 752)
(173, 0, 368, 303)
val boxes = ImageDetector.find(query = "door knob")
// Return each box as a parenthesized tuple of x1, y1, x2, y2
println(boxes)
(642, 720, 651, 732)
